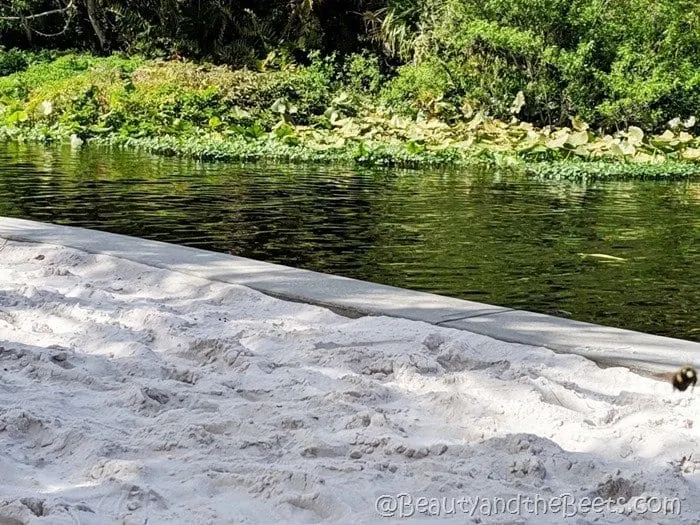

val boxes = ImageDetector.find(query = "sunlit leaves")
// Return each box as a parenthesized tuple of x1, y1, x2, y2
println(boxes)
(626, 126, 644, 146)
(669, 116, 697, 130)
(1, 54, 699, 173)
(529, 161, 700, 181)
(570, 116, 589, 132)
(36, 100, 53, 116)
(546, 132, 568, 150)
(509, 91, 525, 115)
(567, 131, 589, 147)
(270, 97, 298, 118)
(682, 148, 700, 160)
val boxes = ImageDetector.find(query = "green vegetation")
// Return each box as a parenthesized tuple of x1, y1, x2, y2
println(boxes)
(377, 0, 700, 130)
(1, 52, 699, 178)
(526, 161, 700, 181)
(0, 0, 699, 177)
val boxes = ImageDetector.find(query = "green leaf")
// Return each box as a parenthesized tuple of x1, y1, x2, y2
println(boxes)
(546, 133, 568, 149)
(509, 91, 525, 114)
(244, 122, 265, 139)
(354, 140, 369, 159)
(6, 110, 28, 125)
(571, 116, 589, 132)
(208, 116, 222, 129)
(627, 126, 644, 146)
(270, 98, 288, 114)
(37, 100, 53, 117)
(608, 143, 625, 157)
(566, 130, 589, 147)
(406, 140, 425, 154)
(274, 123, 295, 138)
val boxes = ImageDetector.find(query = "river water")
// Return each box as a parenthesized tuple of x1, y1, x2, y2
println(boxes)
(0, 142, 697, 341)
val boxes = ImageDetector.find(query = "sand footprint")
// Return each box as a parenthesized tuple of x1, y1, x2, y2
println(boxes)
(279, 491, 349, 523)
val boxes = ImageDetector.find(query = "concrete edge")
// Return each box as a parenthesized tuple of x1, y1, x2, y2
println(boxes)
(1, 216, 698, 377)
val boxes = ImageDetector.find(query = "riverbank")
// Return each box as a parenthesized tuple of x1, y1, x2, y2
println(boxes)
(1, 53, 700, 179)
(0, 233, 699, 523)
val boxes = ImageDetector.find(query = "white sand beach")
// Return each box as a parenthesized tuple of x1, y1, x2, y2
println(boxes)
(0, 238, 698, 524)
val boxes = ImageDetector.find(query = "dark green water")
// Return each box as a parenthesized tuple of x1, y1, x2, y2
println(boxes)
(0, 142, 698, 341)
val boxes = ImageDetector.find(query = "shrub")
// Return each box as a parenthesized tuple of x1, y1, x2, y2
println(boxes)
(342, 52, 383, 95)
(380, 60, 454, 117)
(0, 48, 29, 76)
(375, 0, 700, 130)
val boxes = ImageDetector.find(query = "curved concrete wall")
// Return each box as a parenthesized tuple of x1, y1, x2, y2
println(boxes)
(1, 216, 698, 376)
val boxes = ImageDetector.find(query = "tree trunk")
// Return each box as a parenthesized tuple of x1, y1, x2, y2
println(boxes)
(22, 19, 33, 44)
(85, 0, 107, 50)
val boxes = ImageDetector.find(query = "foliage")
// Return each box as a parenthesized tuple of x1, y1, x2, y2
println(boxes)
(0, 0, 381, 63)
(341, 51, 383, 95)
(0, 47, 28, 75)
(380, 60, 454, 118)
(527, 161, 700, 181)
(1, 1, 699, 133)
(0, 53, 699, 177)
(370, 0, 700, 131)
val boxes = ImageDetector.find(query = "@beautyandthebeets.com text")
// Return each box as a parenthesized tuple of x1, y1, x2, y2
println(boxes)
(375, 492, 682, 519)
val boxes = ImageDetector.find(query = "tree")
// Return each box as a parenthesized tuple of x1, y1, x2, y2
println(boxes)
(0, 0, 108, 49)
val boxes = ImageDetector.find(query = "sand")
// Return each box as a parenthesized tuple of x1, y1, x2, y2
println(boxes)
(0, 238, 698, 525)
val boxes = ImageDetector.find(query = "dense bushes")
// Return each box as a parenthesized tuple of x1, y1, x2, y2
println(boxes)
(0, 52, 357, 137)
(0, 0, 382, 62)
(0, 48, 28, 76)
(376, 0, 700, 130)
(1, 53, 699, 174)
(1, 1, 698, 133)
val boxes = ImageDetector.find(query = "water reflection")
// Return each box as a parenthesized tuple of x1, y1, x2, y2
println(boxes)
(0, 142, 697, 341)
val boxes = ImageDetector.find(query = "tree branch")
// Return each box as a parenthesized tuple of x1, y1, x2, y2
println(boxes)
(85, 0, 107, 49)
(31, 6, 74, 37)
(0, 0, 75, 21)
